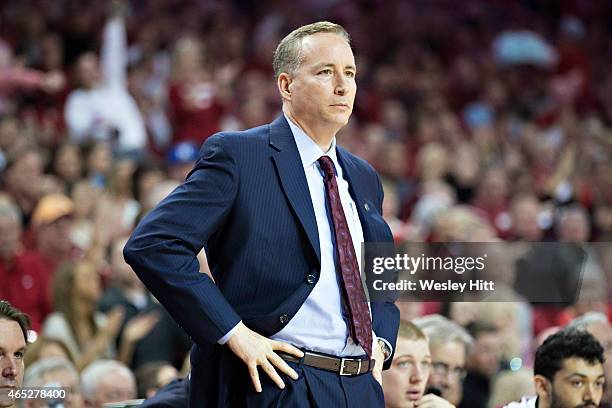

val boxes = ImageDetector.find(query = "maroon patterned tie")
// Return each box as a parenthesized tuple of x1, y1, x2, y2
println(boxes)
(318, 155, 373, 357)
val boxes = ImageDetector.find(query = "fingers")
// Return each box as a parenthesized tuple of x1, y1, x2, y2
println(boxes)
(248, 363, 262, 393)
(273, 340, 304, 358)
(415, 394, 454, 408)
(261, 360, 285, 390)
(268, 352, 299, 380)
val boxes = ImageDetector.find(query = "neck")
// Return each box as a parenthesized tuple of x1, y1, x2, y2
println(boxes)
(283, 106, 336, 152)
(73, 298, 94, 319)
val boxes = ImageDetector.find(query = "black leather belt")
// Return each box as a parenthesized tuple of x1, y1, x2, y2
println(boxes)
(278, 350, 374, 376)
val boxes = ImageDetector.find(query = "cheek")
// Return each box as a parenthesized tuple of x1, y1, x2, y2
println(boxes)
(382, 369, 406, 388)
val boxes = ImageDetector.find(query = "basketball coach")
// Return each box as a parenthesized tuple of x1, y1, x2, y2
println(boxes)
(124, 21, 400, 407)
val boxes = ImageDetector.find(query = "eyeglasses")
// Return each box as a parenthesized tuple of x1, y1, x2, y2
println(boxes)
(431, 362, 467, 381)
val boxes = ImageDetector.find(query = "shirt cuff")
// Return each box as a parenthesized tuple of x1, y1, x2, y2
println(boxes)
(217, 321, 241, 345)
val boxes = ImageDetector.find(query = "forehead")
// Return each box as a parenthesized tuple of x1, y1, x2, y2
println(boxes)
(298, 32, 354, 67)
(0, 319, 26, 350)
(396, 338, 430, 358)
(557, 357, 604, 379)
(430, 341, 466, 364)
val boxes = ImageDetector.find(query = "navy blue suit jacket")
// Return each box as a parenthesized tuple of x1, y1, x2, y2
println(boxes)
(124, 115, 399, 406)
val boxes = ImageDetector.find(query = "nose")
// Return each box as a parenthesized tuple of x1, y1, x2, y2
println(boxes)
(1, 358, 17, 379)
(583, 383, 595, 402)
(409, 365, 426, 384)
(334, 73, 347, 96)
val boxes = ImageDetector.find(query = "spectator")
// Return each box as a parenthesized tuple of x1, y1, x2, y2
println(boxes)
(23, 337, 73, 367)
(134, 361, 179, 399)
(503, 329, 606, 408)
(566, 312, 612, 403)
(0, 197, 51, 331)
(81, 359, 137, 408)
(0, 300, 30, 408)
(488, 369, 535, 408)
(167, 36, 225, 147)
(30, 193, 78, 277)
(50, 143, 83, 194)
(98, 237, 191, 370)
(3, 146, 44, 227)
(42, 260, 122, 370)
(23, 357, 84, 408)
(413, 315, 474, 406)
(459, 321, 502, 408)
(64, 3, 146, 155)
(383, 320, 455, 407)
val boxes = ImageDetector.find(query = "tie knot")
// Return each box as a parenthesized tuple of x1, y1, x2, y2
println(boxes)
(318, 156, 335, 179)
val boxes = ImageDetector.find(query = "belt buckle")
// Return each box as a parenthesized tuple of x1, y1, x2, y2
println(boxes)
(339, 358, 361, 376)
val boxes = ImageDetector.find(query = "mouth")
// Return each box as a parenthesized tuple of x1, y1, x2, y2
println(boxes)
(406, 390, 422, 401)
(330, 104, 350, 109)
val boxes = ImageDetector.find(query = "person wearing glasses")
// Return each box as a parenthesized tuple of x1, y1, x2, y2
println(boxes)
(383, 320, 455, 407)
(413, 315, 473, 406)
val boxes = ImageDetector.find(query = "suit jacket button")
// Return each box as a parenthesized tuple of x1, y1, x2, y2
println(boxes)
(279, 314, 288, 324)
(306, 274, 316, 284)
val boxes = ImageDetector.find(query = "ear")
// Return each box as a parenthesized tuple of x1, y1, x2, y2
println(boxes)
(534, 375, 552, 400)
(277, 72, 292, 102)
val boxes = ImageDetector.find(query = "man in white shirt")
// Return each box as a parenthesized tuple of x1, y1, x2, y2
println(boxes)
(504, 329, 606, 408)
(64, 5, 146, 154)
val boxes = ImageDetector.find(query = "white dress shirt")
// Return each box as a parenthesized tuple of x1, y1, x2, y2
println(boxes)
(64, 16, 146, 152)
(220, 115, 390, 359)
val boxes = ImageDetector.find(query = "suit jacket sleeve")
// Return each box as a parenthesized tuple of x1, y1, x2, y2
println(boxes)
(372, 171, 400, 370)
(124, 134, 241, 346)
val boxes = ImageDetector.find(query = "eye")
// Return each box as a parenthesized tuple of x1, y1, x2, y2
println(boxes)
(318, 69, 333, 75)
(595, 379, 605, 388)
(345, 71, 355, 78)
(571, 379, 583, 387)
(15, 351, 24, 359)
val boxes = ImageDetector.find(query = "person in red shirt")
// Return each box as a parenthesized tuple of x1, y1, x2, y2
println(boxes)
(167, 36, 226, 146)
(0, 196, 51, 332)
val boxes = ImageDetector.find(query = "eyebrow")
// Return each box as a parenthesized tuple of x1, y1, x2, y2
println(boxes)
(395, 354, 431, 360)
(565, 373, 605, 379)
(316, 63, 357, 72)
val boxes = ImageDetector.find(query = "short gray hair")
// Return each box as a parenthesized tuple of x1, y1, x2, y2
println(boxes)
(566, 311, 609, 331)
(81, 359, 134, 402)
(24, 357, 78, 387)
(413, 314, 474, 352)
(272, 21, 350, 79)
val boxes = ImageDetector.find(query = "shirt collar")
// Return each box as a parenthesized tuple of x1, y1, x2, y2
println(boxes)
(284, 113, 339, 170)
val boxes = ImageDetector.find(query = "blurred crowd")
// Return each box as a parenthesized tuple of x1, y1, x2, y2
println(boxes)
(0, 0, 610, 406)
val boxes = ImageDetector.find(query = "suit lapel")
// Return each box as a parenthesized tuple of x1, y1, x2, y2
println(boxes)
(336, 148, 374, 243)
(269, 116, 321, 266)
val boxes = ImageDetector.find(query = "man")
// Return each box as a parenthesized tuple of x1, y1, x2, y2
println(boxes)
(64, 2, 146, 155)
(566, 312, 612, 403)
(124, 21, 399, 406)
(503, 329, 606, 408)
(23, 357, 84, 408)
(383, 321, 455, 408)
(81, 359, 137, 407)
(459, 321, 502, 408)
(30, 194, 77, 279)
(413, 315, 473, 405)
(0, 198, 51, 331)
(0, 300, 30, 408)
